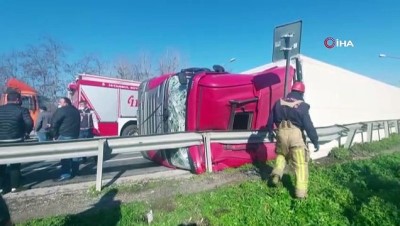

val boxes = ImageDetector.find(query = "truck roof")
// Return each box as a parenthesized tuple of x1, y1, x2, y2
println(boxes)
(6, 78, 37, 93)
(198, 64, 289, 88)
(198, 73, 256, 87)
(146, 63, 293, 90)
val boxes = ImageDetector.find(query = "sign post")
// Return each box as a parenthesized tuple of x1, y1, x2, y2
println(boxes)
(272, 20, 302, 97)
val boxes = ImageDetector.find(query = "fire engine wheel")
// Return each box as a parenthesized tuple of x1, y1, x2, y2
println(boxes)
(121, 124, 139, 136)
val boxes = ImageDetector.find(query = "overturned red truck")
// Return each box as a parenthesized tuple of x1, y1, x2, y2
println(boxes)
(138, 62, 302, 174)
(138, 21, 303, 174)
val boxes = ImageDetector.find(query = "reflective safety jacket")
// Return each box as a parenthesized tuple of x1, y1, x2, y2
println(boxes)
(267, 91, 318, 147)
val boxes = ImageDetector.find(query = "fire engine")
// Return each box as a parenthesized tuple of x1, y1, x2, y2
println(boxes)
(67, 74, 141, 137)
(137, 21, 303, 174)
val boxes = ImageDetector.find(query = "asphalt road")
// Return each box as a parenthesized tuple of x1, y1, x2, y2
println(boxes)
(17, 152, 173, 190)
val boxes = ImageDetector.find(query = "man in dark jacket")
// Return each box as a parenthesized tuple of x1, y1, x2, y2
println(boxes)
(0, 194, 12, 226)
(51, 97, 81, 182)
(35, 106, 52, 142)
(266, 81, 319, 199)
(0, 91, 33, 193)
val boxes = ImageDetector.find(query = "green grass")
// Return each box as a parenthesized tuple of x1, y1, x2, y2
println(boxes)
(19, 135, 400, 226)
(329, 133, 400, 160)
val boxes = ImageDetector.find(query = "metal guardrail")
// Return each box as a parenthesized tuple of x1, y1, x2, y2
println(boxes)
(0, 119, 399, 191)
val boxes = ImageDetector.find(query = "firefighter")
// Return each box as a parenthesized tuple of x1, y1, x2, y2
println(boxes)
(266, 81, 319, 199)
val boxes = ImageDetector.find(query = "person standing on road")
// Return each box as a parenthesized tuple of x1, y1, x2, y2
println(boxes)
(78, 100, 97, 139)
(35, 106, 52, 142)
(51, 97, 81, 182)
(0, 90, 34, 193)
(266, 81, 319, 199)
(78, 100, 98, 163)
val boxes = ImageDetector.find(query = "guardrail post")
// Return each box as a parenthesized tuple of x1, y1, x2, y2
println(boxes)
(377, 124, 381, 140)
(366, 123, 373, 142)
(360, 130, 364, 143)
(203, 133, 212, 173)
(394, 120, 400, 134)
(96, 139, 107, 191)
(344, 128, 357, 149)
(384, 121, 390, 138)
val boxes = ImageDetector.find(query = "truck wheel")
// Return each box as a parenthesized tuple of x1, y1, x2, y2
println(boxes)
(121, 124, 139, 136)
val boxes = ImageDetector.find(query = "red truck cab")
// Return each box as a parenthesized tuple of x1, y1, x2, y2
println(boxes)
(138, 64, 295, 174)
(0, 78, 41, 124)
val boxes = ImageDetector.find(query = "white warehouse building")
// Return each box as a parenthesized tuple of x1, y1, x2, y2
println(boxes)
(242, 55, 400, 159)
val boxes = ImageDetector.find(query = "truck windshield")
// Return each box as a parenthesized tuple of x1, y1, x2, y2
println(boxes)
(37, 95, 51, 110)
(165, 75, 191, 170)
(21, 96, 35, 110)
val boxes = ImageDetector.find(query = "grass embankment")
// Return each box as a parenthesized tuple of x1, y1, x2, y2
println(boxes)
(20, 135, 400, 226)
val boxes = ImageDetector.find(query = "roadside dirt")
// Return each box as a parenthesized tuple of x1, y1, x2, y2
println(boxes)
(5, 169, 261, 224)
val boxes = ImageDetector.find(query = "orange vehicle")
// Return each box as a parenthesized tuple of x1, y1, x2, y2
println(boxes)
(0, 78, 41, 123)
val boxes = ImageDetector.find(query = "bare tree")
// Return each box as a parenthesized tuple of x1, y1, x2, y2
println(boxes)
(114, 57, 135, 80)
(132, 52, 153, 81)
(65, 53, 108, 78)
(158, 49, 181, 75)
(112, 49, 187, 82)
(0, 37, 114, 108)
(18, 37, 67, 102)
(113, 53, 153, 81)
(0, 51, 21, 91)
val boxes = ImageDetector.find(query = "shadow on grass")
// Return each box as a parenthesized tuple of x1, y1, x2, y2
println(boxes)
(281, 174, 296, 198)
(246, 127, 274, 181)
(61, 189, 121, 226)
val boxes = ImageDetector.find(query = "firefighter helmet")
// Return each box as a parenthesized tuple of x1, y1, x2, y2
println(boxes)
(291, 81, 305, 93)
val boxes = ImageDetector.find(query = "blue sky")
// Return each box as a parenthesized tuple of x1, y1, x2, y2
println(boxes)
(1, 0, 399, 85)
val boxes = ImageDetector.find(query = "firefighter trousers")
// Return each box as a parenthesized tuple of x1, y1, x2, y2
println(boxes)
(271, 120, 309, 198)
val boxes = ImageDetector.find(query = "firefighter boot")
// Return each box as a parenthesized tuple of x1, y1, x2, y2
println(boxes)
(292, 147, 308, 199)
(269, 154, 286, 187)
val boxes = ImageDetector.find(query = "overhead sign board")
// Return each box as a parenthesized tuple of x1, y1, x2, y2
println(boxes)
(272, 20, 302, 62)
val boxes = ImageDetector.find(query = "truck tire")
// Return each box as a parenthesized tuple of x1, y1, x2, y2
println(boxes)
(121, 124, 139, 136)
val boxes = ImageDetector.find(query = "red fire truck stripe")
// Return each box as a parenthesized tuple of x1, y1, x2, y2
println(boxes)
(79, 74, 141, 85)
(79, 80, 140, 91)
(97, 122, 118, 136)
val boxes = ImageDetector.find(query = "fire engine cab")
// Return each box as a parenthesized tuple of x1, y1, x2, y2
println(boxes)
(67, 74, 141, 137)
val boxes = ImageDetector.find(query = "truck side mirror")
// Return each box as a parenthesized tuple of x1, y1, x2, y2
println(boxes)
(178, 72, 188, 85)
(213, 65, 225, 73)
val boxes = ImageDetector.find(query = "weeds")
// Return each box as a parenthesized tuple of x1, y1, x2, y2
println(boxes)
(19, 135, 400, 226)
(329, 133, 400, 160)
